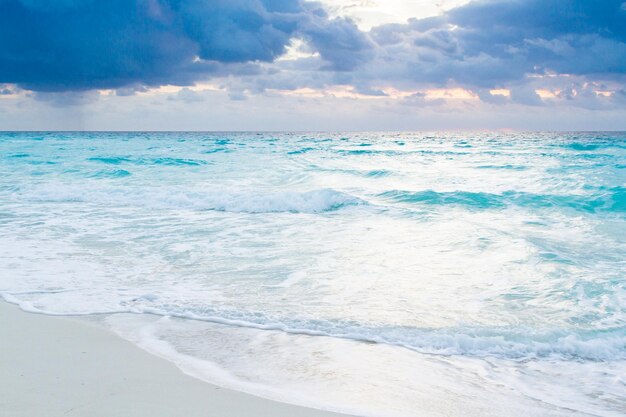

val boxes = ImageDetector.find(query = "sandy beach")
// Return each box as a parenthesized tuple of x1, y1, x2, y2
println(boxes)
(0, 302, 349, 417)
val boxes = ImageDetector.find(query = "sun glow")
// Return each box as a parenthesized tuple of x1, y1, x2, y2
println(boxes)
(318, 0, 470, 30)
(424, 88, 478, 100)
(535, 89, 558, 99)
(490, 89, 511, 97)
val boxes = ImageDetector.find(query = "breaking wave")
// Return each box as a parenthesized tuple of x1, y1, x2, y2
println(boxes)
(16, 185, 365, 214)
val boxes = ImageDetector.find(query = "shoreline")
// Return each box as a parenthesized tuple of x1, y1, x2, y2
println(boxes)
(0, 301, 351, 417)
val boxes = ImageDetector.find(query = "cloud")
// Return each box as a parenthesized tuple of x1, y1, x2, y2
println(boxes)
(1, 0, 626, 113)
(0, 0, 370, 91)
(115, 85, 150, 97)
(0, 83, 15, 95)
(300, 14, 373, 71)
(367, 0, 626, 89)
(30, 90, 100, 106)
(401, 92, 445, 107)
(509, 86, 544, 106)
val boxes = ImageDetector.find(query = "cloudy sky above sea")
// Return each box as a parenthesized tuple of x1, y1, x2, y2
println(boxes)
(1, 0, 626, 130)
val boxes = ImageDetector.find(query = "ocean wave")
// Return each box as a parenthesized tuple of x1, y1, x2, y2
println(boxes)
(16, 185, 364, 214)
(4, 292, 624, 361)
(378, 188, 626, 213)
(202, 147, 231, 154)
(8, 153, 31, 158)
(287, 147, 315, 155)
(562, 142, 626, 151)
(87, 156, 132, 164)
(141, 308, 626, 361)
(476, 164, 528, 170)
(365, 169, 392, 177)
(87, 156, 207, 166)
(90, 169, 132, 178)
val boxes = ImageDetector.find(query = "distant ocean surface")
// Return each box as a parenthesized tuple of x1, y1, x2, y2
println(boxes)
(1, 132, 625, 416)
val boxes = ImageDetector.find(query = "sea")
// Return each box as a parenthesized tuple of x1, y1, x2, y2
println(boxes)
(0, 131, 624, 417)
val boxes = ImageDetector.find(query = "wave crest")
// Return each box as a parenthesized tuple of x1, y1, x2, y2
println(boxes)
(4, 291, 624, 361)
(379, 188, 626, 213)
(16, 185, 364, 214)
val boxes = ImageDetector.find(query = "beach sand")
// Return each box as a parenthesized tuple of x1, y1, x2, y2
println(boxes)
(0, 302, 349, 417)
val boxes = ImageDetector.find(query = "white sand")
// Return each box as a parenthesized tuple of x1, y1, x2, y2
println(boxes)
(0, 302, 350, 417)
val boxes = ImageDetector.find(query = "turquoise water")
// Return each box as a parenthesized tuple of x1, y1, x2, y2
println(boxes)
(1, 132, 625, 416)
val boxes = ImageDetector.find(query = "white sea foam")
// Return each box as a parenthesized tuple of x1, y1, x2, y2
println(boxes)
(16, 184, 364, 213)
(106, 313, 625, 417)
(2, 290, 623, 362)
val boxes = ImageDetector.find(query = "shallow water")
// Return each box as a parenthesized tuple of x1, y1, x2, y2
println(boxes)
(1, 132, 625, 416)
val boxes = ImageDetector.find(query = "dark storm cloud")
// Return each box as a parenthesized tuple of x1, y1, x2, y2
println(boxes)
(369, 0, 626, 88)
(0, 0, 370, 91)
(1, 0, 626, 101)
(302, 15, 372, 71)
(30, 89, 100, 106)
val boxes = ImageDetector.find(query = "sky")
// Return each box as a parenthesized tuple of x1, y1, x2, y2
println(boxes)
(1, 0, 626, 131)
